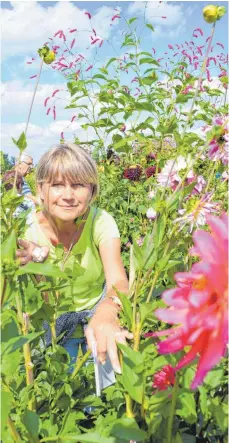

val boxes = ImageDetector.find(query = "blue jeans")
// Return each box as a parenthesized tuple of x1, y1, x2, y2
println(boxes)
(63, 337, 87, 373)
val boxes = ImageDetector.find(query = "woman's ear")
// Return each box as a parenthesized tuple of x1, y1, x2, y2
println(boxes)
(37, 184, 44, 203)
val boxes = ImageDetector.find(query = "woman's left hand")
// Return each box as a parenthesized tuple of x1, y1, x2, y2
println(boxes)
(85, 300, 133, 374)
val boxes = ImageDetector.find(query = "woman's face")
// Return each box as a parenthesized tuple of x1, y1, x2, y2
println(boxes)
(38, 176, 92, 222)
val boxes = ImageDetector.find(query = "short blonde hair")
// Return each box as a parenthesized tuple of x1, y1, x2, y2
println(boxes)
(36, 143, 99, 202)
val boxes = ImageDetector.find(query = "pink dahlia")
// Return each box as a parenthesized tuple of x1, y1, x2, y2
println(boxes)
(152, 364, 175, 391)
(146, 213, 228, 389)
(174, 193, 220, 232)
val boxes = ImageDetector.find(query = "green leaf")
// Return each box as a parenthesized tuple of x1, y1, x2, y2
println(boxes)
(12, 131, 27, 152)
(139, 302, 156, 326)
(16, 262, 67, 278)
(44, 434, 116, 442)
(114, 291, 132, 330)
(22, 409, 39, 439)
(118, 343, 144, 404)
(2, 331, 44, 355)
(111, 417, 147, 440)
(176, 392, 197, 424)
(139, 57, 159, 66)
(128, 17, 138, 25)
(92, 74, 108, 81)
(146, 23, 155, 32)
(2, 230, 17, 261)
(203, 367, 224, 388)
(105, 57, 117, 69)
(1, 391, 14, 426)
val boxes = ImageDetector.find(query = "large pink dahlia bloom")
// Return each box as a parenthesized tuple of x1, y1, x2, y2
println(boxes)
(147, 213, 228, 389)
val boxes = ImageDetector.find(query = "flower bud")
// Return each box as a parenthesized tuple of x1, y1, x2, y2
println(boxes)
(202, 4, 226, 23)
(202, 5, 218, 23)
(38, 45, 56, 65)
(216, 6, 226, 19)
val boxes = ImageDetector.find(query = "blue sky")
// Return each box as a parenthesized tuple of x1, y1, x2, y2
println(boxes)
(1, 1, 228, 162)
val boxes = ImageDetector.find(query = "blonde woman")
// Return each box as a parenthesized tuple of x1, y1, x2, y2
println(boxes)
(16, 143, 132, 375)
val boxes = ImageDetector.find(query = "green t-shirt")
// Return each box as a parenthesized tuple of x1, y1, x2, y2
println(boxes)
(24, 206, 120, 315)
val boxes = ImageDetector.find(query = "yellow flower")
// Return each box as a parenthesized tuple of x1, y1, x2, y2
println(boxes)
(38, 45, 56, 65)
(202, 4, 226, 23)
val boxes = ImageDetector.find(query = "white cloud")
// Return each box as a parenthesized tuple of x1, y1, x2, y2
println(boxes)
(1, 2, 118, 59)
(128, 1, 187, 38)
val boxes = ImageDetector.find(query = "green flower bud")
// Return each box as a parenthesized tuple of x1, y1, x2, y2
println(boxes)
(202, 5, 218, 23)
(216, 6, 227, 19)
(38, 45, 56, 65)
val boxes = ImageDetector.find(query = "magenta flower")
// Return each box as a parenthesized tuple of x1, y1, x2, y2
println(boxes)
(30, 75, 37, 79)
(86, 65, 93, 72)
(70, 39, 75, 49)
(193, 28, 204, 36)
(152, 365, 175, 391)
(69, 28, 77, 33)
(147, 213, 228, 389)
(85, 11, 92, 19)
(44, 97, 50, 107)
(112, 14, 121, 21)
(60, 132, 64, 139)
(52, 89, 60, 97)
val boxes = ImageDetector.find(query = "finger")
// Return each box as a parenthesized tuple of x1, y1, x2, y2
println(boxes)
(16, 249, 27, 258)
(106, 337, 122, 374)
(122, 329, 134, 340)
(18, 239, 30, 250)
(95, 332, 107, 365)
(19, 256, 28, 266)
(85, 327, 96, 352)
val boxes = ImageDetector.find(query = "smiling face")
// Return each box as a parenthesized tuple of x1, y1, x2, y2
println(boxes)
(39, 177, 92, 222)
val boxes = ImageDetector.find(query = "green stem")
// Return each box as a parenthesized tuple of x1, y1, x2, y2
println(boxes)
(50, 321, 57, 348)
(125, 393, 135, 418)
(13, 58, 44, 191)
(7, 416, 21, 442)
(71, 349, 91, 379)
(167, 373, 179, 443)
(146, 270, 159, 303)
(1, 276, 7, 307)
(132, 271, 141, 333)
(205, 163, 217, 193)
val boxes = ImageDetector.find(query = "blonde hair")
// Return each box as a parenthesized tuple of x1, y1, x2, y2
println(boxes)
(36, 143, 99, 202)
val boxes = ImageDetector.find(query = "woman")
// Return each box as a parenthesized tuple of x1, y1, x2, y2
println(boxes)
(16, 143, 133, 374)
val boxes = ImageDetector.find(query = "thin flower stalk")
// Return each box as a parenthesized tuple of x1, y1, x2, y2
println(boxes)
(167, 373, 179, 443)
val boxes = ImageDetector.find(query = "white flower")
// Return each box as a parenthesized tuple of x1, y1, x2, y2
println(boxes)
(146, 208, 157, 219)
(148, 190, 155, 199)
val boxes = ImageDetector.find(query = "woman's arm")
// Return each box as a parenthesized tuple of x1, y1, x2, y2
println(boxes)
(85, 238, 133, 373)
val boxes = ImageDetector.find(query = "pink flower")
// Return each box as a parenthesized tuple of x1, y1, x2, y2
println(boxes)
(54, 30, 62, 37)
(30, 75, 37, 79)
(86, 65, 93, 72)
(60, 132, 64, 139)
(85, 11, 91, 19)
(192, 175, 206, 195)
(168, 44, 173, 50)
(162, 16, 166, 19)
(193, 28, 204, 37)
(147, 213, 228, 389)
(71, 115, 76, 123)
(70, 39, 75, 49)
(174, 193, 220, 232)
(112, 14, 120, 21)
(70, 28, 77, 33)
(53, 106, 56, 120)
(152, 47, 156, 54)
(99, 40, 104, 47)
(91, 38, 100, 45)
(206, 68, 211, 82)
(152, 365, 175, 391)
(44, 97, 50, 107)
(46, 107, 51, 116)
(52, 89, 60, 97)
(216, 42, 224, 49)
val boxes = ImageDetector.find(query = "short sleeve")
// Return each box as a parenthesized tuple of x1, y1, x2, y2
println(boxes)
(93, 208, 120, 247)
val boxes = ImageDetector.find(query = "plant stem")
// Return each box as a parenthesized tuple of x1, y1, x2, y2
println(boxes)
(205, 162, 217, 193)
(146, 270, 159, 303)
(1, 276, 7, 307)
(71, 349, 91, 379)
(132, 271, 141, 333)
(167, 373, 179, 443)
(22, 313, 35, 410)
(50, 321, 57, 348)
(13, 58, 44, 191)
(7, 416, 21, 442)
(133, 313, 141, 351)
(125, 393, 135, 418)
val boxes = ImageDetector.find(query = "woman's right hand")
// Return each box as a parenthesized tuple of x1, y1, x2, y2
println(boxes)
(16, 239, 49, 265)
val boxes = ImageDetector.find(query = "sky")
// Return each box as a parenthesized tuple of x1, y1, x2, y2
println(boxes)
(1, 0, 228, 163)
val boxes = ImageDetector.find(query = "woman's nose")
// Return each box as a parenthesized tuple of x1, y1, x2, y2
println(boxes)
(62, 186, 74, 199)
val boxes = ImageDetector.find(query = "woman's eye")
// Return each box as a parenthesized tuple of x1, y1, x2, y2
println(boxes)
(52, 183, 64, 188)
(72, 183, 84, 188)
